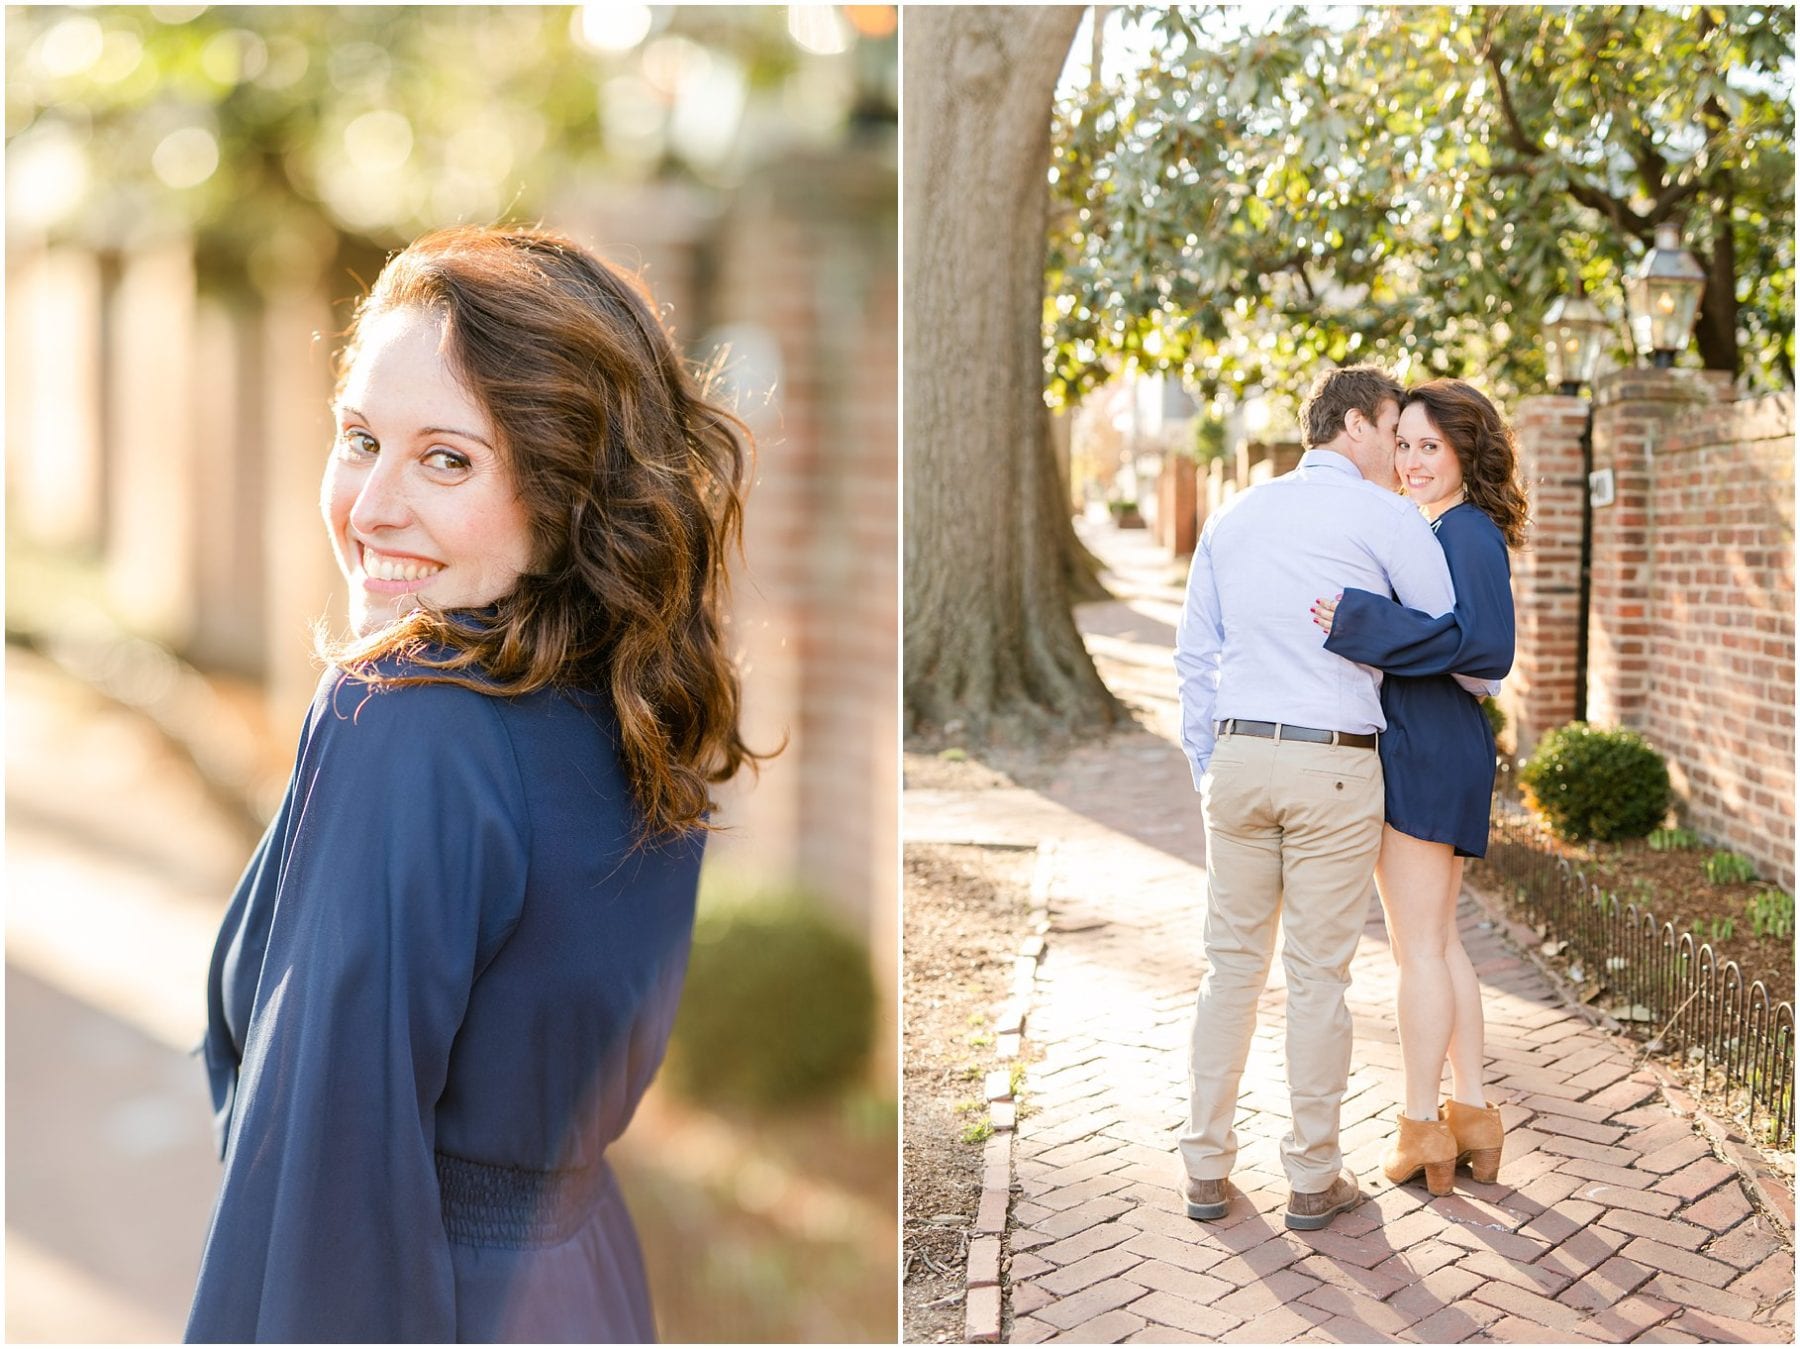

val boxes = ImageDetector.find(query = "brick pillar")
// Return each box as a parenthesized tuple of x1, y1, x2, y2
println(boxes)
(1151, 456, 1172, 549)
(1202, 455, 1227, 527)
(1586, 370, 1726, 729)
(1167, 457, 1197, 556)
(1507, 394, 1588, 758)
(1267, 439, 1304, 477)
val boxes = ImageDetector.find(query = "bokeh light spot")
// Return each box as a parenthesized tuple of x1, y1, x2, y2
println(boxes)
(151, 126, 220, 190)
(7, 122, 91, 228)
(574, 2, 654, 53)
(343, 110, 414, 173)
(787, 6, 850, 56)
(36, 16, 106, 79)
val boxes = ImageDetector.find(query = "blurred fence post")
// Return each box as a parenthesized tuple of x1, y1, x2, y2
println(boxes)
(6, 244, 106, 554)
(190, 296, 269, 676)
(106, 240, 200, 647)
(259, 287, 341, 732)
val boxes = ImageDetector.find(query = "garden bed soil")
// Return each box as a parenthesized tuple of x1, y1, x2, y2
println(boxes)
(1494, 815, 1793, 998)
(901, 836, 1034, 1345)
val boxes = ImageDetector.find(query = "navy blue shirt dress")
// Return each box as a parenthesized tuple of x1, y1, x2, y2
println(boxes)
(187, 659, 702, 1342)
(1323, 502, 1515, 858)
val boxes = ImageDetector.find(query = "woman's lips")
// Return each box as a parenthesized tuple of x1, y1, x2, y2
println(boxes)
(358, 542, 444, 593)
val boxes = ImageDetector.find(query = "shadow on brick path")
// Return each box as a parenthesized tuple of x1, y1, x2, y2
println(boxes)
(907, 520, 1795, 1345)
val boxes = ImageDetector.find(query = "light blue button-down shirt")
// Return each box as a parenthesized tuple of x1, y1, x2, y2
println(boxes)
(1174, 449, 1457, 788)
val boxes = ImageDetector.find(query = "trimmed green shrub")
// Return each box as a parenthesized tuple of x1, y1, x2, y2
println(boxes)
(668, 891, 876, 1109)
(1518, 722, 1670, 843)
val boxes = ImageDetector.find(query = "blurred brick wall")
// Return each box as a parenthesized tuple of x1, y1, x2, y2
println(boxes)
(702, 148, 899, 961)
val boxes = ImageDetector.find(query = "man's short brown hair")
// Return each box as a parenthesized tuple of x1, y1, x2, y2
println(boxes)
(1299, 365, 1405, 449)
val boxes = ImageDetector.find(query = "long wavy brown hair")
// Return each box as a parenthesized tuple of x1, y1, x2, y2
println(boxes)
(320, 225, 769, 837)
(1401, 379, 1530, 549)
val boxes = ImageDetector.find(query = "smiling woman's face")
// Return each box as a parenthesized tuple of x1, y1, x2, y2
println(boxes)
(323, 307, 536, 635)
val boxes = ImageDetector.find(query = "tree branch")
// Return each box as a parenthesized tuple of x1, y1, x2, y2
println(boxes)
(1482, 42, 1542, 159)
(1564, 177, 1653, 239)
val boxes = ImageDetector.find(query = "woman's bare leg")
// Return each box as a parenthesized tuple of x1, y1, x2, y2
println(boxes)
(1442, 857, 1489, 1106)
(1374, 825, 1462, 1121)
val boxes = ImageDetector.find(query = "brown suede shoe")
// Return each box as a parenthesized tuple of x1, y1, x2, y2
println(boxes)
(1382, 1111, 1458, 1196)
(1442, 1099, 1505, 1184)
(1284, 1170, 1364, 1231)
(1183, 1175, 1230, 1221)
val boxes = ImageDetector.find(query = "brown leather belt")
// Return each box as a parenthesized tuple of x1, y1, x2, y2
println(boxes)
(1216, 718, 1377, 749)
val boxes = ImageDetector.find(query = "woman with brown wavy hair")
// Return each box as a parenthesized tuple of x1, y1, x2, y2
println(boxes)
(1310, 378, 1526, 1199)
(187, 226, 765, 1342)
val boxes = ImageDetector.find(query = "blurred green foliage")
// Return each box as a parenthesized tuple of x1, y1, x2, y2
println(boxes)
(1046, 5, 1794, 411)
(1480, 696, 1506, 742)
(7, 5, 895, 289)
(668, 889, 878, 1109)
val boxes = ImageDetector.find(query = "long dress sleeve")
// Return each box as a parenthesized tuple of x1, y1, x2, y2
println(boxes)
(186, 672, 529, 1343)
(1323, 510, 1515, 683)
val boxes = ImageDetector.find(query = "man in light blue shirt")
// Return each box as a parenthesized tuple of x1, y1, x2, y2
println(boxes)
(1172, 365, 1456, 1232)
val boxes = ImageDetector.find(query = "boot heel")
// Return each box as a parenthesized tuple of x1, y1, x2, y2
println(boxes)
(1424, 1160, 1455, 1196)
(1466, 1147, 1501, 1184)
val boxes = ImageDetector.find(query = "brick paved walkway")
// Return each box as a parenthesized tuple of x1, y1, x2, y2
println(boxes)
(907, 522, 1795, 1345)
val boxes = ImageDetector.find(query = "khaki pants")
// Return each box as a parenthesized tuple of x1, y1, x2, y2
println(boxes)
(1179, 733, 1385, 1192)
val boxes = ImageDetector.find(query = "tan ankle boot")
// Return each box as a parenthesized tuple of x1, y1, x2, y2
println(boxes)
(1381, 1112, 1457, 1196)
(1441, 1099, 1504, 1183)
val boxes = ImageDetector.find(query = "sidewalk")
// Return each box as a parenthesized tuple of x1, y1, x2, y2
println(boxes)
(906, 522, 1794, 1344)
(6, 645, 256, 1341)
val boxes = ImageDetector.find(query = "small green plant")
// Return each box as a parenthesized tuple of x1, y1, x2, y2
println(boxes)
(1480, 697, 1507, 741)
(938, 747, 968, 762)
(1518, 722, 1670, 843)
(1699, 916, 1736, 945)
(1747, 888, 1794, 940)
(1009, 1062, 1027, 1097)
(965, 1031, 994, 1048)
(961, 1119, 994, 1145)
(955, 1098, 984, 1116)
(1648, 827, 1701, 851)
(1704, 851, 1757, 885)
(958, 1062, 984, 1081)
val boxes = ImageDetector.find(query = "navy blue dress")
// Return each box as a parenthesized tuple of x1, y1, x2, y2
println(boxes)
(187, 659, 702, 1343)
(1323, 503, 1515, 858)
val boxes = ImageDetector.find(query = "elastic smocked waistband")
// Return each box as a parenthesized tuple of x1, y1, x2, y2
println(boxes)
(435, 1151, 613, 1249)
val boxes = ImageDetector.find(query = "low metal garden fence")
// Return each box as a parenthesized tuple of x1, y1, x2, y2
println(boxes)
(1472, 802, 1794, 1148)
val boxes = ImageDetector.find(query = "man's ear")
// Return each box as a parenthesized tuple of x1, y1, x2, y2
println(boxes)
(1343, 407, 1367, 439)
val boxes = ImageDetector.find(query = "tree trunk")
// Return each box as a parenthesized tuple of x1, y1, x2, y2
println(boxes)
(1695, 177, 1740, 375)
(903, 5, 1122, 738)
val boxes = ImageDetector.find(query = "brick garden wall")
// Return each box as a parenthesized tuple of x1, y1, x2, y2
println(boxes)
(1511, 374, 1794, 893)
(1642, 391, 1794, 891)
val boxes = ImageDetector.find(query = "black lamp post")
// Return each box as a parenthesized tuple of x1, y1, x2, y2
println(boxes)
(1544, 277, 1614, 723)
(1542, 280, 1609, 397)
(1625, 222, 1707, 368)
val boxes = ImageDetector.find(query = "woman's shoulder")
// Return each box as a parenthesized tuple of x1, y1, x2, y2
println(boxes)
(1441, 503, 1509, 555)
(306, 659, 618, 761)
(301, 659, 523, 776)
